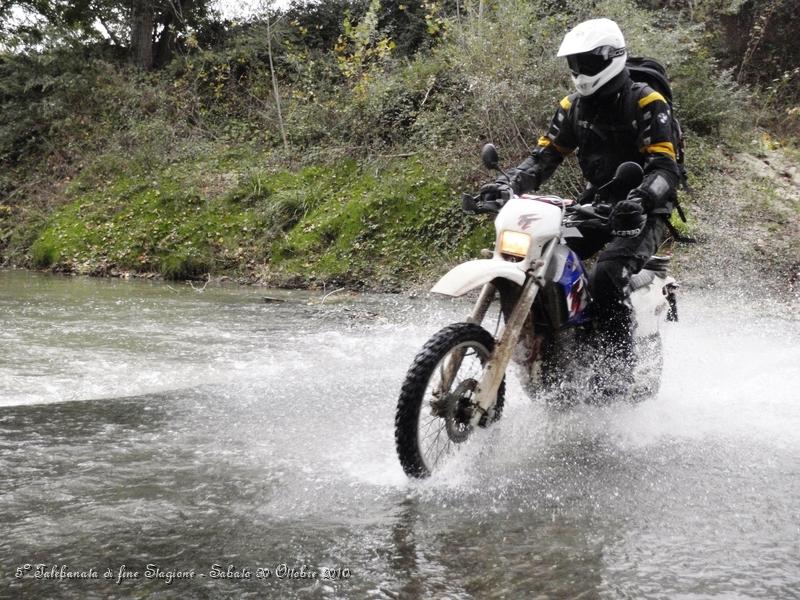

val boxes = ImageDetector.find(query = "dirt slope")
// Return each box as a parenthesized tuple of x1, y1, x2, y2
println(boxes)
(672, 145, 799, 308)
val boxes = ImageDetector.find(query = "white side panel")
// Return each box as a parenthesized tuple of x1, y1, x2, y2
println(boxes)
(431, 259, 526, 297)
(631, 274, 672, 337)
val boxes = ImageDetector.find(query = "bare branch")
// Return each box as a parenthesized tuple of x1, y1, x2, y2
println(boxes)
(321, 287, 346, 304)
(266, 6, 289, 153)
(188, 273, 211, 292)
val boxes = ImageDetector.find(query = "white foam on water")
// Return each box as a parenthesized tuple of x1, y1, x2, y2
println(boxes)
(329, 291, 800, 495)
(4, 274, 798, 490)
(4, 274, 799, 597)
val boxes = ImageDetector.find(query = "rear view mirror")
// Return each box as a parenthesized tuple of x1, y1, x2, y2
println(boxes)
(613, 161, 644, 190)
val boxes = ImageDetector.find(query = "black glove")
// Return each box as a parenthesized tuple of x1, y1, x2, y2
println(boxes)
(509, 156, 543, 195)
(479, 181, 512, 205)
(610, 194, 646, 238)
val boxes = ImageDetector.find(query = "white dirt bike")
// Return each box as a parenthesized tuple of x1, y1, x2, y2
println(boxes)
(395, 144, 678, 478)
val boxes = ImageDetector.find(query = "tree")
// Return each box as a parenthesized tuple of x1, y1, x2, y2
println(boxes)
(0, 0, 211, 69)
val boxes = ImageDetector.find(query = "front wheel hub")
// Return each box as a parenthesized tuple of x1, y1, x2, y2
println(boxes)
(443, 379, 478, 443)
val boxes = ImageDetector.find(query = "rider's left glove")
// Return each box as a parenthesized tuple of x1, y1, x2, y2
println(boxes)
(610, 191, 646, 238)
(479, 181, 512, 206)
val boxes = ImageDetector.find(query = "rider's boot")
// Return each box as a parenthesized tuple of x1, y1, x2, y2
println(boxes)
(598, 325, 635, 399)
(589, 260, 636, 400)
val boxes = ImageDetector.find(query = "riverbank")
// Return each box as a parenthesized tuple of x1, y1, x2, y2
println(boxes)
(2, 1, 796, 296)
(1, 151, 494, 293)
(669, 140, 799, 304)
(4, 140, 797, 303)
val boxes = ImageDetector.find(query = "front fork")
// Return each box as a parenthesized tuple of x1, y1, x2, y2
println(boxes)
(468, 240, 557, 426)
(437, 282, 497, 397)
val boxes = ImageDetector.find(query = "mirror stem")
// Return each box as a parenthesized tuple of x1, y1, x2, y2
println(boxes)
(497, 167, 512, 182)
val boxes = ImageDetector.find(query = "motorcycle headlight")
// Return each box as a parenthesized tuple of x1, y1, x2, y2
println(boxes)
(499, 230, 531, 258)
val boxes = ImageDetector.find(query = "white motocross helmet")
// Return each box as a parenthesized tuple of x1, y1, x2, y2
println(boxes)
(557, 18, 627, 97)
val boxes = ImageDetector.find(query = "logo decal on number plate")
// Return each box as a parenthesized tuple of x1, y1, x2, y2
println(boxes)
(518, 214, 540, 230)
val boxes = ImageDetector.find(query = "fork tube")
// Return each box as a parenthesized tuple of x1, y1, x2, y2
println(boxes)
(438, 283, 497, 394)
(470, 240, 557, 425)
(467, 282, 496, 325)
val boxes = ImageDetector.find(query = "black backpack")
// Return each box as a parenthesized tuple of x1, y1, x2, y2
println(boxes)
(627, 57, 688, 185)
(626, 56, 689, 222)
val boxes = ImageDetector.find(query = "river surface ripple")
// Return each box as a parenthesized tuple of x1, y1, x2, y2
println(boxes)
(1, 271, 799, 599)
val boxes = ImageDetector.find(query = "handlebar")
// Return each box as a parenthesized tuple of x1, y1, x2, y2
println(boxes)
(563, 202, 611, 230)
(565, 202, 610, 221)
(462, 193, 618, 237)
(462, 192, 612, 222)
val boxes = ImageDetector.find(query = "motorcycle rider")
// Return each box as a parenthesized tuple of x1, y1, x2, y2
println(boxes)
(481, 18, 679, 394)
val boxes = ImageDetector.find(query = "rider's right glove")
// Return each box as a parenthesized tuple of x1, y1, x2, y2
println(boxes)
(610, 196, 646, 238)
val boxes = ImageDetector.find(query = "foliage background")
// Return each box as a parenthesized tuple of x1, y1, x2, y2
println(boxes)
(0, 0, 797, 288)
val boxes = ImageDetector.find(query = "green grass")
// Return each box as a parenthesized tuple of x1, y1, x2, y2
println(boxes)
(21, 136, 733, 287)
(30, 156, 261, 279)
(22, 151, 490, 287)
(267, 158, 489, 287)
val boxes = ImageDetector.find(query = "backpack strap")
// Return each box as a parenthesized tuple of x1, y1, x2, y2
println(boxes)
(630, 82, 691, 224)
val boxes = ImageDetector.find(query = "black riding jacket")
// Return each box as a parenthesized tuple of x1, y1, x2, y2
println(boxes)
(509, 70, 680, 214)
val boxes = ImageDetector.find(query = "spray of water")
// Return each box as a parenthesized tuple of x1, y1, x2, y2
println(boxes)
(2, 272, 799, 598)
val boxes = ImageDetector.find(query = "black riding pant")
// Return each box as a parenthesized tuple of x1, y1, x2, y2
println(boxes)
(567, 216, 668, 362)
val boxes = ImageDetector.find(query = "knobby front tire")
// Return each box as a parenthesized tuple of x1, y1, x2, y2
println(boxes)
(395, 322, 505, 479)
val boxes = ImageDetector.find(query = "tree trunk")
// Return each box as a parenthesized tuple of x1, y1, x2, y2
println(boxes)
(737, 0, 784, 83)
(131, 0, 155, 70)
(153, 12, 174, 68)
(154, 0, 194, 68)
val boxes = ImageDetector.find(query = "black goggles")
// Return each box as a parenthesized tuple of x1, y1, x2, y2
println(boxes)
(566, 46, 625, 76)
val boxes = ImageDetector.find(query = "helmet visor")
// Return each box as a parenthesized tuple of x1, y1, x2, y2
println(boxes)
(566, 46, 625, 76)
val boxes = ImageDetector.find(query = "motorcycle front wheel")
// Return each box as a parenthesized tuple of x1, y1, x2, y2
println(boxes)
(395, 322, 505, 478)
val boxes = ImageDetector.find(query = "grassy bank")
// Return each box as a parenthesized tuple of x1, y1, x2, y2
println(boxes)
(4, 108, 796, 293)
(3, 135, 797, 296)
(9, 148, 493, 290)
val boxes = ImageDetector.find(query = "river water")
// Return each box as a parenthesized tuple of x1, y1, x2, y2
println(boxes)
(1, 270, 798, 599)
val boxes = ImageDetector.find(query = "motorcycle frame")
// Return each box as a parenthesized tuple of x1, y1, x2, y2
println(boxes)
(432, 195, 567, 426)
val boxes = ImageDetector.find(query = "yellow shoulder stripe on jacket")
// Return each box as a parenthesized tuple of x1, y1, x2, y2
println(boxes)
(638, 91, 666, 108)
(538, 136, 573, 155)
(560, 96, 572, 111)
(642, 141, 676, 159)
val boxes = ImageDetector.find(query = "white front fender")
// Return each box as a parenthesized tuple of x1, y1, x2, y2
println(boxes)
(431, 259, 526, 297)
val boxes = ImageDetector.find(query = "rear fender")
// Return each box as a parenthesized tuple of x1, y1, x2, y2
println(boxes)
(631, 273, 676, 337)
(431, 259, 526, 297)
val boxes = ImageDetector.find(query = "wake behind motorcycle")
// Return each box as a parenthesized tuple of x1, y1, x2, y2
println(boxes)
(395, 144, 678, 478)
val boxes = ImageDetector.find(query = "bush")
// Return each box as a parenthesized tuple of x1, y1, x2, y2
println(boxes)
(671, 46, 749, 137)
(0, 0, 779, 287)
